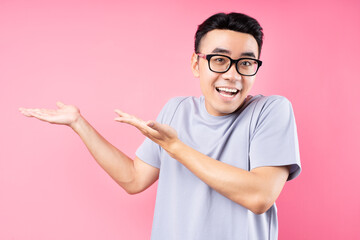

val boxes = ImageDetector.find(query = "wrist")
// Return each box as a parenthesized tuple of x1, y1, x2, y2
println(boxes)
(166, 139, 185, 158)
(69, 114, 85, 133)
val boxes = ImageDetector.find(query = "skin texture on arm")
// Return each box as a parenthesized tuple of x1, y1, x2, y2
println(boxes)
(19, 102, 159, 194)
(115, 111, 289, 214)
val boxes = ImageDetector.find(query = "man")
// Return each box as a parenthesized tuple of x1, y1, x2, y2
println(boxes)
(20, 12, 301, 240)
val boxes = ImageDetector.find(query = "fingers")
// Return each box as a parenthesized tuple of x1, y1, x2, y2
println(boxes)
(114, 112, 143, 126)
(114, 109, 137, 123)
(19, 108, 42, 117)
(19, 109, 49, 122)
(113, 110, 178, 146)
(20, 101, 65, 117)
(114, 109, 157, 134)
(19, 108, 33, 117)
(114, 109, 132, 118)
(19, 107, 54, 122)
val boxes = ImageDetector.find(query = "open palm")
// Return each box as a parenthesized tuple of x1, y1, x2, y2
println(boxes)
(19, 101, 80, 126)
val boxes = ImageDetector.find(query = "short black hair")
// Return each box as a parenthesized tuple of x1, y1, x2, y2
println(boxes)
(195, 12, 264, 57)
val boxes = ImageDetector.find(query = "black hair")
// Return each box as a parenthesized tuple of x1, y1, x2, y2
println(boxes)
(195, 12, 264, 57)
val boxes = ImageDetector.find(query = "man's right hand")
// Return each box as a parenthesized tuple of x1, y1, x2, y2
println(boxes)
(19, 101, 81, 129)
(19, 101, 159, 194)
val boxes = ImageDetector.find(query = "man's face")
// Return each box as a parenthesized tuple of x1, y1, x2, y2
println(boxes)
(191, 29, 259, 116)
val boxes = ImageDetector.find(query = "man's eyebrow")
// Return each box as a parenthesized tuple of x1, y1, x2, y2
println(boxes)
(211, 48, 231, 54)
(240, 52, 256, 58)
(211, 48, 256, 58)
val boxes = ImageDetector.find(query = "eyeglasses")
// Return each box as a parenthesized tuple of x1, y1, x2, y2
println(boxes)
(196, 53, 262, 76)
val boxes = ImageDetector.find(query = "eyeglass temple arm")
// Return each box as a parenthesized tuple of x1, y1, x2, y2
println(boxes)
(196, 53, 207, 59)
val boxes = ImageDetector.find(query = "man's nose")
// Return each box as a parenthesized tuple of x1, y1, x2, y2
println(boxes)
(222, 63, 242, 81)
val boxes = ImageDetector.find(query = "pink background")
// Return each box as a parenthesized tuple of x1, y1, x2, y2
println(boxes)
(1, 0, 359, 239)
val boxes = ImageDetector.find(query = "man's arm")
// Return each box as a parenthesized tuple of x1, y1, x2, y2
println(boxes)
(70, 116, 159, 194)
(115, 111, 289, 214)
(19, 102, 159, 194)
(168, 141, 289, 214)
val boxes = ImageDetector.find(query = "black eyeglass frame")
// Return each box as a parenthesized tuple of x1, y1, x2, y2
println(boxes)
(196, 53, 263, 76)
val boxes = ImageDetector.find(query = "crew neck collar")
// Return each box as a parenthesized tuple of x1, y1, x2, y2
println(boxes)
(199, 95, 254, 120)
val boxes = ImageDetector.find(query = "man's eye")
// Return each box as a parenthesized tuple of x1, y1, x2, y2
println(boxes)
(212, 57, 227, 64)
(239, 60, 256, 67)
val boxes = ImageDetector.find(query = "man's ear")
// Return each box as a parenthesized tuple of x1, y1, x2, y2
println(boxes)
(191, 53, 200, 78)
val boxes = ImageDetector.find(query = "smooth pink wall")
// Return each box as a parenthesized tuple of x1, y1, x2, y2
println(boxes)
(1, 0, 359, 239)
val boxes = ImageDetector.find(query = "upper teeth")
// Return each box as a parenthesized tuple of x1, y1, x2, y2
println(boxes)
(217, 87, 238, 93)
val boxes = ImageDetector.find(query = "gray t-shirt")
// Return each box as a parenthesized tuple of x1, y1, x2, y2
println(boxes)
(136, 95, 301, 240)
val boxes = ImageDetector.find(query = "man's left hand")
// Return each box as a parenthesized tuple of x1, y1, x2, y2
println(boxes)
(114, 110, 179, 152)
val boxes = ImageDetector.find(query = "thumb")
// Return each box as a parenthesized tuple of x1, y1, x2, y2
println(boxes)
(146, 120, 160, 130)
(56, 101, 65, 108)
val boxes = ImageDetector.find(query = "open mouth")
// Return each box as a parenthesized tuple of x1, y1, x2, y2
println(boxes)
(215, 87, 239, 98)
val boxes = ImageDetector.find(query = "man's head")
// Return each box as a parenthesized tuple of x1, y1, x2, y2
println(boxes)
(191, 13, 264, 116)
(195, 12, 263, 57)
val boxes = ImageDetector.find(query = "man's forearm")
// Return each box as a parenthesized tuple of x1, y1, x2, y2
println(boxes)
(70, 115, 136, 191)
(167, 140, 289, 214)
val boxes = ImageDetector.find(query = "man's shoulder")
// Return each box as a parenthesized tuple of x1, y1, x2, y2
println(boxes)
(163, 96, 199, 111)
(247, 95, 292, 113)
(166, 96, 197, 104)
(166, 96, 190, 105)
(157, 96, 197, 124)
(249, 95, 290, 105)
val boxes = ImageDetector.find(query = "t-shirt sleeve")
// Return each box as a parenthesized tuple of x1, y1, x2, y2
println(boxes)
(135, 97, 185, 169)
(249, 96, 301, 180)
